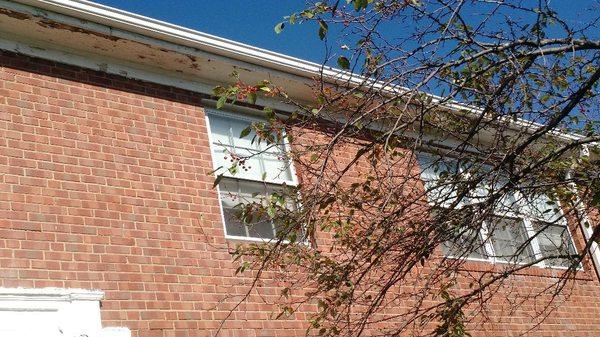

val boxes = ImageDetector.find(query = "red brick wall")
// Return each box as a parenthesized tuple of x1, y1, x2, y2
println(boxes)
(1, 50, 600, 337)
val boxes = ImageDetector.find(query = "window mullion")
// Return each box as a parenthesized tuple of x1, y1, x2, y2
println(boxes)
(480, 219, 495, 262)
(256, 139, 267, 180)
(513, 189, 544, 267)
(237, 180, 250, 238)
(522, 216, 544, 267)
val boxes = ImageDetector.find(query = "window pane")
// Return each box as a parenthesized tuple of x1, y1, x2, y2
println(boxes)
(261, 152, 293, 182)
(442, 229, 488, 260)
(222, 207, 247, 237)
(209, 115, 232, 146)
(489, 217, 534, 263)
(218, 178, 278, 240)
(229, 118, 259, 150)
(523, 194, 562, 223)
(208, 113, 294, 184)
(213, 145, 234, 172)
(496, 191, 519, 216)
(228, 148, 264, 181)
(533, 222, 577, 267)
(418, 154, 460, 207)
(247, 220, 275, 239)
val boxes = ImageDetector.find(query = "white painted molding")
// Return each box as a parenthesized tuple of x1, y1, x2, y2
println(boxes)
(0, 287, 104, 301)
(101, 327, 131, 337)
(0, 288, 130, 337)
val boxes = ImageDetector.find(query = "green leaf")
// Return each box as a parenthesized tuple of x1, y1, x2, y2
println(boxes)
(248, 92, 257, 104)
(337, 56, 350, 70)
(216, 95, 227, 109)
(213, 174, 224, 188)
(318, 20, 328, 40)
(267, 205, 277, 218)
(302, 10, 315, 19)
(353, 0, 368, 11)
(264, 107, 275, 120)
(274, 22, 285, 34)
(272, 193, 285, 205)
(240, 125, 252, 138)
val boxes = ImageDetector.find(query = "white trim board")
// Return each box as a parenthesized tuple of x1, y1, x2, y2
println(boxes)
(0, 287, 130, 337)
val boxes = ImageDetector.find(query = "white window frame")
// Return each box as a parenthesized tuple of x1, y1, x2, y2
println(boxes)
(205, 108, 300, 243)
(516, 193, 581, 269)
(418, 153, 581, 270)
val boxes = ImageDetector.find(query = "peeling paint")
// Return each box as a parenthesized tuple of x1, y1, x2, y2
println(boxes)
(232, 65, 253, 73)
(0, 7, 125, 43)
(0, 8, 31, 20)
(36, 19, 121, 42)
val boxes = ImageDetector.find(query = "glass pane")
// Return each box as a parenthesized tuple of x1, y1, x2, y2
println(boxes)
(209, 113, 294, 184)
(229, 117, 259, 151)
(223, 207, 246, 237)
(218, 178, 278, 240)
(489, 217, 534, 263)
(261, 152, 293, 182)
(213, 145, 235, 172)
(247, 220, 275, 239)
(496, 191, 519, 216)
(418, 154, 460, 207)
(442, 228, 488, 260)
(533, 222, 576, 267)
(524, 194, 562, 223)
(209, 115, 232, 146)
(236, 179, 272, 202)
(226, 148, 264, 181)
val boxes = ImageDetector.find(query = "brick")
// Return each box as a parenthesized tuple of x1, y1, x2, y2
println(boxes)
(0, 50, 598, 337)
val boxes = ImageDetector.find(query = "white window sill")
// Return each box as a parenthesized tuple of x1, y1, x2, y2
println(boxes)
(444, 255, 583, 271)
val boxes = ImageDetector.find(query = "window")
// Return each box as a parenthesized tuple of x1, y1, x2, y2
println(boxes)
(418, 153, 578, 268)
(488, 216, 534, 263)
(207, 110, 297, 241)
(441, 228, 488, 260)
(419, 154, 489, 260)
(525, 194, 577, 267)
